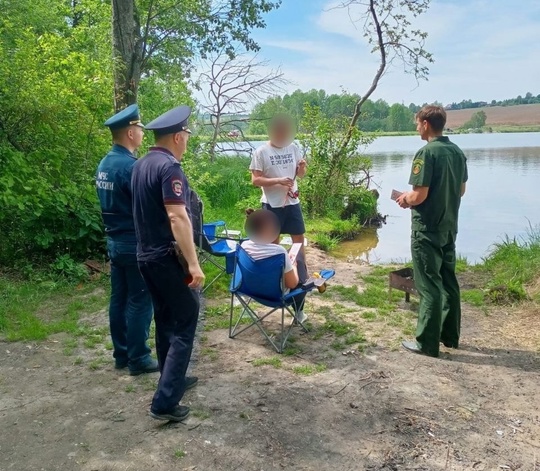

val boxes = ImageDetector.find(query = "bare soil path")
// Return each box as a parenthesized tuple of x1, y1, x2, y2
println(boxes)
(1, 251, 539, 471)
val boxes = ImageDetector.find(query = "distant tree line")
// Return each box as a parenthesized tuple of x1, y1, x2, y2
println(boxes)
(249, 90, 421, 134)
(249, 89, 540, 133)
(445, 92, 540, 110)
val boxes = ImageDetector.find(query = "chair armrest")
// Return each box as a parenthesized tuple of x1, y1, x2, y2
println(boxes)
(204, 220, 226, 228)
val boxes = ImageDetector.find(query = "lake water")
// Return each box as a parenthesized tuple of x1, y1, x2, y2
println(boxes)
(334, 132, 540, 264)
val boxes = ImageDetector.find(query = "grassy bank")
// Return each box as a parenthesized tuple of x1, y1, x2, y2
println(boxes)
(489, 125, 540, 133)
(2, 227, 539, 343)
(0, 274, 108, 341)
(480, 227, 540, 300)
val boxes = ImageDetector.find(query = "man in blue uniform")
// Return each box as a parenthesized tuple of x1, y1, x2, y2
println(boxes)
(131, 105, 205, 422)
(96, 104, 158, 375)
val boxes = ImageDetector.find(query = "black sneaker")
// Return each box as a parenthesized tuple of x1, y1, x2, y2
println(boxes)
(129, 359, 159, 376)
(150, 405, 190, 422)
(185, 376, 198, 390)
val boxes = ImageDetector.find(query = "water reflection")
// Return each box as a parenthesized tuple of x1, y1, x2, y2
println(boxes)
(335, 134, 540, 264)
(332, 228, 380, 264)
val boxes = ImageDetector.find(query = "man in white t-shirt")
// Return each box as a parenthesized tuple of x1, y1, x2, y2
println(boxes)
(250, 115, 308, 271)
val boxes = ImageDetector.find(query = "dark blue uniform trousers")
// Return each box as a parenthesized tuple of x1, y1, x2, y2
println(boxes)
(139, 254, 200, 414)
(107, 239, 153, 370)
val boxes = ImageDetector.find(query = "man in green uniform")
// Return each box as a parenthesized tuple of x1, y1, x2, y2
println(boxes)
(396, 105, 468, 357)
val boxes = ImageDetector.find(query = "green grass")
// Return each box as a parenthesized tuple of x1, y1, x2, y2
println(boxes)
(481, 226, 540, 301)
(205, 303, 253, 331)
(292, 364, 327, 375)
(125, 384, 136, 393)
(490, 125, 540, 133)
(204, 304, 231, 330)
(312, 233, 342, 252)
(174, 450, 186, 459)
(312, 305, 368, 351)
(201, 347, 219, 361)
(344, 332, 366, 345)
(62, 337, 78, 356)
(282, 345, 302, 356)
(0, 277, 108, 341)
(461, 289, 486, 307)
(191, 408, 211, 420)
(252, 357, 282, 368)
(361, 311, 377, 321)
(332, 284, 400, 310)
(322, 318, 356, 336)
(88, 357, 108, 371)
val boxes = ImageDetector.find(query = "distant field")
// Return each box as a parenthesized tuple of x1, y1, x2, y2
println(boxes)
(446, 103, 540, 128)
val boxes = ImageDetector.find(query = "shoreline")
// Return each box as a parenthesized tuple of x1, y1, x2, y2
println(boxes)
(200, 126, 540, 143)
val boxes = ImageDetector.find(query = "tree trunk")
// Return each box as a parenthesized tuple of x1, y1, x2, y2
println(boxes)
(209, 113, 221, 162)
(111, 0, 142, 112)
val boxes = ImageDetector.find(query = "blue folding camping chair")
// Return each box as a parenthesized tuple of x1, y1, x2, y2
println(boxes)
(189, 190, 240, 293)
(229, 245, 335, 353)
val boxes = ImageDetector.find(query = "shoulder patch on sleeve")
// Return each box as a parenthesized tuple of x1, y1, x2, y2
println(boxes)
(172, 179, 183, 196)
(412, 158, 424, 175)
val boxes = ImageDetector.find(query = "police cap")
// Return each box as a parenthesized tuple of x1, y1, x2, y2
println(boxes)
(145, 106, 192, 137)
(104, 104, 144, 130)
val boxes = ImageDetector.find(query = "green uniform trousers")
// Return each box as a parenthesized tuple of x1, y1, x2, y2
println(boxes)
(411, 230, 461, 357)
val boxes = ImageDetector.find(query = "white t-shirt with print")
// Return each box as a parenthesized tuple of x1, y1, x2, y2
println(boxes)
(249, 142, 303, 208)
(241, 240, 294, 273)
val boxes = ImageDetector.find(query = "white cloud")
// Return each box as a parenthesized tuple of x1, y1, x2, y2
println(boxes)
(259, 0, 540, 104)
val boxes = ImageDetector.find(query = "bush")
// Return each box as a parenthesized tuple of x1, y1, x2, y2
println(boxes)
(298, 105, 378, 222)
(50, 255, 89, 282)
(341, 188, 378, 224)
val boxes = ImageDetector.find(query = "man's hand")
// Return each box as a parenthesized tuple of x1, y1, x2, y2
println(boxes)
(396, 193, 411, 209)
(279, 177, 294, 188)
(297, 159, 307, 178)
(188, 263, 205, 290)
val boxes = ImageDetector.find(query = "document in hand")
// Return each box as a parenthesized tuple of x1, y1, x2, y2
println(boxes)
(391, 189, 403, 201)
(288, 243, 302, 264)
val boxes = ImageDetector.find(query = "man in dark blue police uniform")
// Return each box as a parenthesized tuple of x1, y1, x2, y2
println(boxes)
(96, 104, 158, 375)
(131, 105, 205, 422)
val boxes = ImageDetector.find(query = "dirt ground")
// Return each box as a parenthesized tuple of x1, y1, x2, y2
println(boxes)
(1, 250, 539, 471)
(445, 103, 540, 128)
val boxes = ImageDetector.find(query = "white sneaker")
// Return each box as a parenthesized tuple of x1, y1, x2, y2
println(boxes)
(295, 311, 308, 324)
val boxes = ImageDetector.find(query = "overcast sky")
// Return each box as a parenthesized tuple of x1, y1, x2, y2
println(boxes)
(241, 0, 540, 106)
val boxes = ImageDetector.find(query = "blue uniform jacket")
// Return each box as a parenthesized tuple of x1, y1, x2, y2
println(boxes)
(131, 147, 191, 261)
(96, 144, 137, 243)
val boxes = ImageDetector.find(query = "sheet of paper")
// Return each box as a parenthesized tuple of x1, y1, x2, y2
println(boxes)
(288, 243, 302, 264)
(391, 189, 403, 201)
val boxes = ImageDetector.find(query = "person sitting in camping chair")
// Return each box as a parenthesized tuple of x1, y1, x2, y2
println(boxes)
(241, 209, 308, 323)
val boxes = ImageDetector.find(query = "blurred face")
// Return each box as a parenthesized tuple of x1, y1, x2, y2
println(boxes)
(246, 211, 280, 244)
(269, 120, 293, 147)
